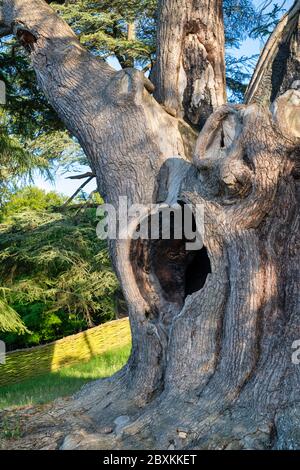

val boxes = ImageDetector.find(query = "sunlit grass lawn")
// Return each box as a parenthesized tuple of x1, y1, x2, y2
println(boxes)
(0, 344, 131, 410)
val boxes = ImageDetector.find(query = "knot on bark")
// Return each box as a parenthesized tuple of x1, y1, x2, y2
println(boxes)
(271, 89, 300, 143)
(219, 157, 253, 200)
(193, 104, 254, 201)
(106, 69, 154, 105)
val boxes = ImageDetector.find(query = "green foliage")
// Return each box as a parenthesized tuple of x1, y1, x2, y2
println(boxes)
(1, 186, 64, 218)
(0, 120, 52, 207)
(52, 0, 156, 67)
(0, 298, 28, 334)
(250, 0, 289, 38)
(0, 188, 119, 349)
(0, 37, 85, 178)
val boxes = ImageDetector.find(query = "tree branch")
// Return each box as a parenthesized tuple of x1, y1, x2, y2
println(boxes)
(1, 0, 193, 212)
(67, 172, 95, 180)
(0, 0, 115, 154)
(61, 175, 94, 208)
(245, 0, 300, 105)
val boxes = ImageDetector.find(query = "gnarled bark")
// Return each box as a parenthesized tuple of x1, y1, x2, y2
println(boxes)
(153, 0, 226, 128)
(1, 0, 300, 451)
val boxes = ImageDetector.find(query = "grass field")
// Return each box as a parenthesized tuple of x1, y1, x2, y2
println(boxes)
(0, 344, 131, 410)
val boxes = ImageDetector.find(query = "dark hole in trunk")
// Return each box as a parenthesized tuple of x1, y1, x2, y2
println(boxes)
(130, 204, 211, 312)
(184, 246, 211, 297)
(151, 239, 211, 304)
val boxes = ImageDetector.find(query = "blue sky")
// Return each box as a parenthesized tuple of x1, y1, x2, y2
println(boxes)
(34, 0, 294, 197)
(228, 0, 294, 58)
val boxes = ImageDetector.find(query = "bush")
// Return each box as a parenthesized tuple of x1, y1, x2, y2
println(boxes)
(1, 186, 64, 217)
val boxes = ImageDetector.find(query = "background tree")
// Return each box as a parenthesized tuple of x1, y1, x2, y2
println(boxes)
(0, 113, 52, 206)
(0, 0, 299, 451)
(0, 187, 119, 349)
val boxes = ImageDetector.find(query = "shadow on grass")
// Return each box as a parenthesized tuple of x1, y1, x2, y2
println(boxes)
(0, 344, 131, 410)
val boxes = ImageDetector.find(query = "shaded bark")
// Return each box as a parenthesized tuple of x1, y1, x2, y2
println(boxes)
(1, 0, 300, 451)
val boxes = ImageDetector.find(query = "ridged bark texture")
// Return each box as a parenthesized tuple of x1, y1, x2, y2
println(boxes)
(154, 0, 226, 128)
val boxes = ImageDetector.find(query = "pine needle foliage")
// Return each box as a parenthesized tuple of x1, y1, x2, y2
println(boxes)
(0, 298, 29, 334)
(0, 188, 119, 349)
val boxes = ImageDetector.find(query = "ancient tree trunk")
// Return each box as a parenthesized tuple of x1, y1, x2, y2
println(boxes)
(153, 0, 226, 128)
(1, 0, 300, 450)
